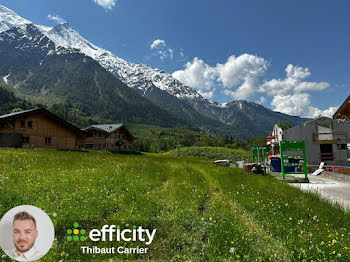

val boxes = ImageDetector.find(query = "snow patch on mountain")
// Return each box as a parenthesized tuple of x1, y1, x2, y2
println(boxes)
(0, 5, 31, 33)
(3, 73, 10, 84)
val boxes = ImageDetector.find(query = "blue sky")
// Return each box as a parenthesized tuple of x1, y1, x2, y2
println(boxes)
(0, 0, 349, 117)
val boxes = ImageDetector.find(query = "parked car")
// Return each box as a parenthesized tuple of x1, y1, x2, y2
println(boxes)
(213, 159, 233, 167)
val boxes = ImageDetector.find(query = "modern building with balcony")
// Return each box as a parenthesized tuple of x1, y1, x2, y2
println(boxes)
(282, 117, 350, 166)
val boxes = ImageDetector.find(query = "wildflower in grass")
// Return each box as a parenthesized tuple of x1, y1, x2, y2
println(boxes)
(333, 251, 336, 255)
(289, 217, 292, 221)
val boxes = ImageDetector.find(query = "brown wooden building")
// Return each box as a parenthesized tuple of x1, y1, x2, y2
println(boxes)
(0, 108, 85, 150)
(83, 124, 134, 150)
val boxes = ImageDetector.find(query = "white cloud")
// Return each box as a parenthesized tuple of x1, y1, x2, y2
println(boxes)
(260, 64, 333, 117)
(271, 93, 312, 117)
(260, 64, 329, 96)
(271, 93, 337, 118)
(257, 96, 267, 104)
(312, 106, 338, 118)
(93, 0, 116, 10)
(47, 14, 66, 24)
(172, 57, 217, 90)
(198, 89, 215, 99)
(150, 39, 166, 49)
(172, 54, 267, 100)
(168, 48, 174, 60)
(149, 39, 175, 61)
(216, 54, 267, 87)
(216, 54, 268, 100)
(173, 55, 336, 118)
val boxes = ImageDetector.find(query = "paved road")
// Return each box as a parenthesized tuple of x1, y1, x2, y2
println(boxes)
(290, 175, 350, 211)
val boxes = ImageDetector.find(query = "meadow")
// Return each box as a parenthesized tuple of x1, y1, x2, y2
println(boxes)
(165, 146, 250, 162)
(0, 148, 349, 261)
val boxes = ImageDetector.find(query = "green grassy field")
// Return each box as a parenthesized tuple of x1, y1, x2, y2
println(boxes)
(165, 146, 250, 162)
(0, 148, 349, 261)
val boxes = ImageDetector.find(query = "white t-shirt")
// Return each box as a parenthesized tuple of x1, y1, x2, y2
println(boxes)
(8, 245, 41, 262)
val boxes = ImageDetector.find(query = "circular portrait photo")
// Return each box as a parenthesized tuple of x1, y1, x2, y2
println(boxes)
(0, 205, 55, 262)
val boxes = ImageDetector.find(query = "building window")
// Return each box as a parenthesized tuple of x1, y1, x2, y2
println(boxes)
(86, 144, 94, 149)
(28, 121, 32, 128)
(21, 120, 25, 128)
(337, 144, 347, 150)
(45, 137, 52, 144)
(99, 132, 102, 137)
(86, 132, 93, 137)
(23, 137, 30, 144)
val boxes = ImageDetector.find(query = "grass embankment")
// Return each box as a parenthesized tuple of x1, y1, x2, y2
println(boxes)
(0, 148, 349, 261)
(165, 146, 250, 162)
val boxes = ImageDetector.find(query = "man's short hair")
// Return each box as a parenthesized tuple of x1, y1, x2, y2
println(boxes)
(13, 211, 37, 228)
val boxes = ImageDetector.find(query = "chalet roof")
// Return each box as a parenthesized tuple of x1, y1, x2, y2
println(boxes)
(333, 95, 350, 120)
(0, 107, 85, 135)
(83, 124, 124, 134)
(0, 108, 39, 119)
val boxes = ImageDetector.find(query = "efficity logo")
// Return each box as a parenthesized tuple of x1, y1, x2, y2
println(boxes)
(65, 222, 157, 254)
(66, 222, 87, 242)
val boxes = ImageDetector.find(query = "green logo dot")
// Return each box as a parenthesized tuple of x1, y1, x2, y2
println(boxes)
(133, 225, 136, 229)
(67, 229, 72, 235)
(81, 229, 86, 235)
(117, 225, 120, 229)
(80, 236, 86, 241)
(67, 236, 72, 242)
(73, 222, 79, 228)
(73, 236, 79, 241)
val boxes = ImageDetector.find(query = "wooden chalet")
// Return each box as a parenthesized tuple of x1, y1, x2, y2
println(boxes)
(83, 124, 134, 150)
(333, 95, 350, 120)
(0, 108, 85, 150)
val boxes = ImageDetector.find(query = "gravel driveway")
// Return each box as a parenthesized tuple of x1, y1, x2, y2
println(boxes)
(291, 174, 350, 211)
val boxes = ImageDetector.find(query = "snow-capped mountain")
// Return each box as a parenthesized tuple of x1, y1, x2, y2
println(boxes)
(41, 22, 215, 105)
(0, 5, 307, 137)
(0, 5, 31, 33)
(0, 5, 236, 115)
(0, 23, 192, 129)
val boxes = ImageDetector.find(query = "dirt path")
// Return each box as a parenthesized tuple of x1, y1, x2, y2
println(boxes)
(290, 175, 350, 211)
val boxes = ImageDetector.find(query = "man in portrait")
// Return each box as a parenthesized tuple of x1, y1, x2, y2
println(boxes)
(8, 211, 41, 262)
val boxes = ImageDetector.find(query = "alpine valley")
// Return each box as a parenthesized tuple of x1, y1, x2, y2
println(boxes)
(0, 5, 306, 139)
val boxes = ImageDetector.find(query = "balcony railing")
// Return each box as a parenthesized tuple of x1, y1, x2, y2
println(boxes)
(313, 132, 346, 144)
(319, 152, 335, 161)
